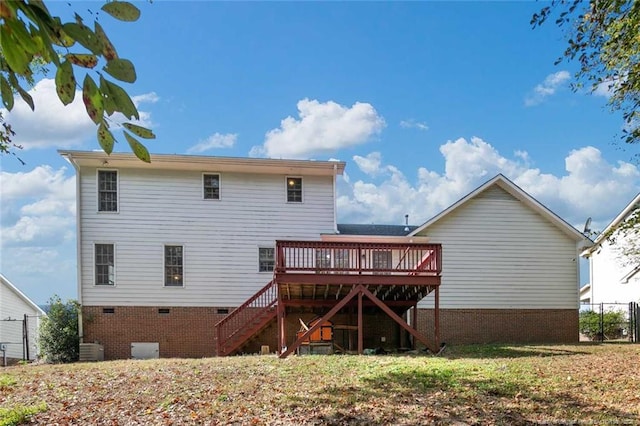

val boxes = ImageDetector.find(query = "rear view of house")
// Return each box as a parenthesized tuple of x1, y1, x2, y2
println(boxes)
(62, 150, 591, 359)
(0, 274, 45, 364)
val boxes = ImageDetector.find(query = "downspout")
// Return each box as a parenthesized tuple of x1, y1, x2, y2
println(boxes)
(333, 163, 338, 234)
(65, 154, 84, 342)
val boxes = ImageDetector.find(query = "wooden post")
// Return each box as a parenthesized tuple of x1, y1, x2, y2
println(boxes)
(277, 284, 285, 354)
(411, 304, 418, 350)
(358, 290, 363, 354)
(434, 286, 440, 349)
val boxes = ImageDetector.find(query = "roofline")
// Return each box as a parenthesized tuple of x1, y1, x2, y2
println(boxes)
(583, 192, 640, 255)
(0, 273, 46, 316)
(409, 173, 588, 242)
(58, 150, 346, 176)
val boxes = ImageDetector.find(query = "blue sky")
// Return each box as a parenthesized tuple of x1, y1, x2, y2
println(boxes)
(1, 1, 639, 304)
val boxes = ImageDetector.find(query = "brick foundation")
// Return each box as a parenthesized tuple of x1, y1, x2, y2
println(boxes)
(416, 308, 579, 345)
(83, 306, 578, 359)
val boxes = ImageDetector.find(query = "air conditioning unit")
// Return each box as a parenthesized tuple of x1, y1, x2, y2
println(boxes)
(79, 343, 104, 362)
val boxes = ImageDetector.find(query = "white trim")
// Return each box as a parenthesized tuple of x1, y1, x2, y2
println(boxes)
(409, 174, 588, 242)
(620, 265, 640, 284)
(93, 242, 116, 286)
(59, 150, 346, 177)
(202, 172, 221, 201)
(0, 273, 46, 316)
(96, 168, 119, 213)
(582, 192, 640, 256)
(285, 176, 304, 203)
(163, 244, 185, 288)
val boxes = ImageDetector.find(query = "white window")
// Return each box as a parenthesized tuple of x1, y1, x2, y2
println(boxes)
(286, 177, 303, 202)
(203, 173, 220, 200)
(259, 247, 275, 272)
(164, 245, 184, 286)
(95, 244, 115, 285)
(98, 170, 118, 212)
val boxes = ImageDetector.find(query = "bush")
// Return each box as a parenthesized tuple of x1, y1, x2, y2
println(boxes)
(39, 296, 79, 363)
(579, 309, 626, 340)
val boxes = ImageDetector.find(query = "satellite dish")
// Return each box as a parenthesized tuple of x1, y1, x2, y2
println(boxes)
(583, 217, 592, 234)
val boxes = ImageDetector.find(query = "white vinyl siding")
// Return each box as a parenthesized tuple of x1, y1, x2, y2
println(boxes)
(79, 168, 335, 306)
(588, 236, 640, 304)
(417, 186, 579, 309)
(0, 281, 42, 360)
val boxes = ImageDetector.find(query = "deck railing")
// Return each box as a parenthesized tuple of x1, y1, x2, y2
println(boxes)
(214, 279, 277, 356)
(276, 241, 442, 275)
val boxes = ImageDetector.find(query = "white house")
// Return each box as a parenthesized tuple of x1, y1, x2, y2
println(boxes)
(407, 175, 590, 344)
(62, 151, 591, 359)
(581, 193, 640, 306)
(0, 274, 45, 363)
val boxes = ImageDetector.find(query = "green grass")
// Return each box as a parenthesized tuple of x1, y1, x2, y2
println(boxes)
(0, 403, 47, 426)
(0, 375, 16, 389)
(0, 344, 638, 425)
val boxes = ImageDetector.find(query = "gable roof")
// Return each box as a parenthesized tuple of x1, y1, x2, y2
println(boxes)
(337, 224, 417, 236)
(582, 192, 640, 255)
(409, 174, 588, 242)
(0, 273, 46, 316)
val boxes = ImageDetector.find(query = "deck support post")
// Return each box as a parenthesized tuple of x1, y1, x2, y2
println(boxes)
(277, 284, 286, 354)
(358, 291, 363, 354)
(434, 286, 440, 349)
(411, 304, 418, 350)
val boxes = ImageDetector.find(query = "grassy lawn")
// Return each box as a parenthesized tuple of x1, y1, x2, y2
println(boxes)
(1, 344, 639, 425)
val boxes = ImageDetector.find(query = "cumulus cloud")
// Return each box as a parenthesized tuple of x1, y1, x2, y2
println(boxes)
(524, 71, 571, 106)
(1, 166, 76, 247)
(1, 79, 159, 149)
(400, 119, 429, 131)
(250, 98, 385, 159)
(187, 133, 238, 154)
(337, 137, 640, 232)
(353, 152, 383, 176)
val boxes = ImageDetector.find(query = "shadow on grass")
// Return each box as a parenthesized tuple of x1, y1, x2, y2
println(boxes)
(442, 344, 591, 359)
(283, 357, 639, 425)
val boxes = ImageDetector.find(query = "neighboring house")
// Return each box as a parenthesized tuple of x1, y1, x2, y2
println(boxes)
(0, 273, 45, 362)
(62, 150, 591, 359)
(581, 193, 640, 306)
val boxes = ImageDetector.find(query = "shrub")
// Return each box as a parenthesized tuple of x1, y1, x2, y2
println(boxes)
(39, 296, 79, 363)
(579, 309, 626, 340)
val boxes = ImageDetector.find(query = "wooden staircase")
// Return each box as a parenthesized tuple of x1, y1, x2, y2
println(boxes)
(214, 280, 277, 356)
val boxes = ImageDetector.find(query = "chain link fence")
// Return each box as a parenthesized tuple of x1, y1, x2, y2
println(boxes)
(579, 302, 639, 343)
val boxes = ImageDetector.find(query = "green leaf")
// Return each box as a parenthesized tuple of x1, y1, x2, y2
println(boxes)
(62, 22, 103, 55)
(0, 75, 14, 110)
(17, 85, 34, 110)
(103, 79, 139, 120)
(82, 75, 103, 124)
(124, 132, 150, 163)
(99, 76, 117, 115)
(103, 58, 136, 83)
(101, 1, 141, 22)
(0, 26, 30, 73)
(97, 122, 115, 154)
(55, 60, 76, 105)
(65, 53, 98, 68)
(123, 123, 155, 139)
(95, 22, 118, 60)
(6, 16, 39, 55)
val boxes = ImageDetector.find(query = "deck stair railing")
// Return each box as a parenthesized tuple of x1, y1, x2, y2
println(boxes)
(214, 279, 277, 356)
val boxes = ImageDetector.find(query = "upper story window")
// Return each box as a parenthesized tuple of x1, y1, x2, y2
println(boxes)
(98, 170, 118, 212)
(95, 243, 115, 285)
(286, 177, 302, 202)
(203, 173, 220, 200)
(259, 247, 275, 272)
(164, 245, 184, 287)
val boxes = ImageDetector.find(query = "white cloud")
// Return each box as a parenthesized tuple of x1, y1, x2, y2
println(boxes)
(337, 138, 640, 232)
(250, 99, 385, 159)
(524, 71, 571, 106)
(187, 133, 238, 154)
(353, 152, 383, 176)
(1, 166, 76, 247)
(400, 119, 429, 131)
(1, 79, 95, 149)
(1, 79, 159, 150)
